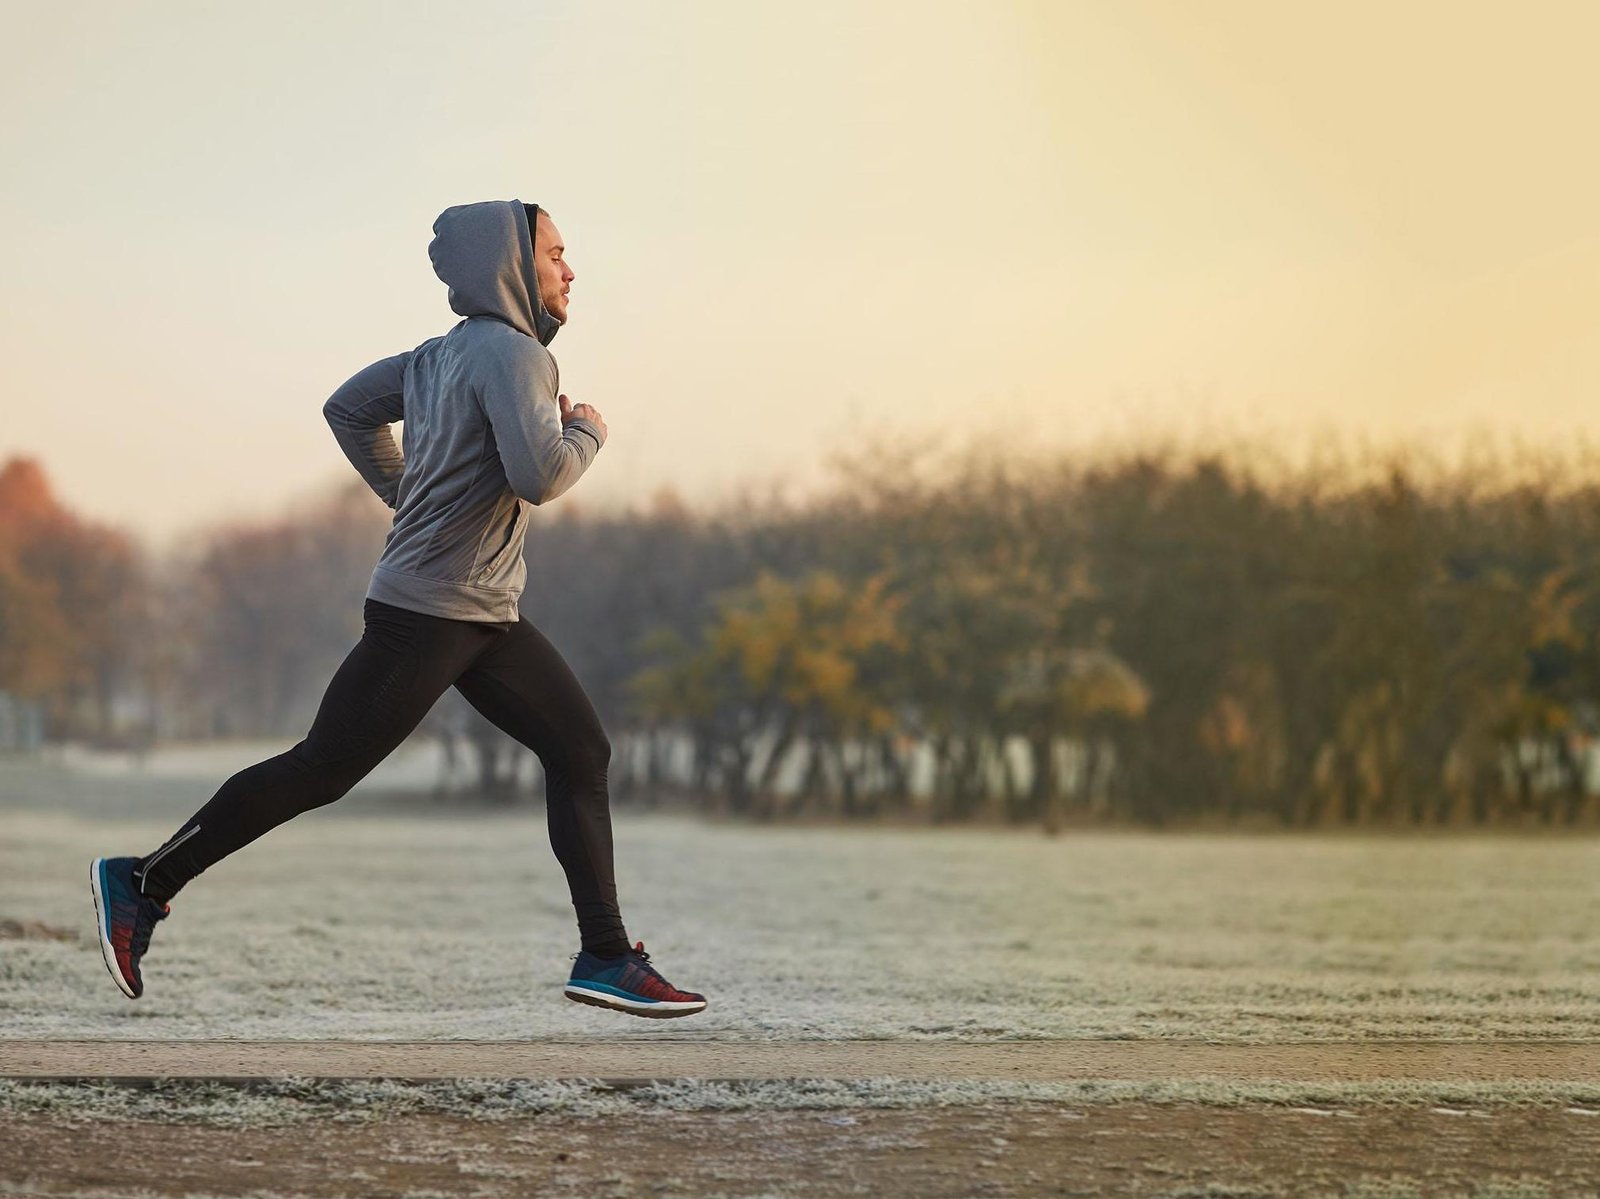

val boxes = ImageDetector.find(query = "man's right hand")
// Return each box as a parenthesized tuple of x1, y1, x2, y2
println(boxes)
(558, 393, 607, 444)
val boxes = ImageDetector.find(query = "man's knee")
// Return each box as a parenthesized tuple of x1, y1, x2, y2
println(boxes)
(286, 738, 382, 808)
(546, 727, 609, 783)
(576, 728, 611, 774)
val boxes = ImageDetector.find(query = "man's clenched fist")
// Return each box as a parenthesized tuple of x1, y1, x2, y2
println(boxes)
(558, 393, 607, 443)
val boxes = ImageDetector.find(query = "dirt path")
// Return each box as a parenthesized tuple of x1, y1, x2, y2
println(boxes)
(5, 1038, 1600, 1083)
(10, 1041, 1600, 1195)
(7, 1104, 1600, 1198)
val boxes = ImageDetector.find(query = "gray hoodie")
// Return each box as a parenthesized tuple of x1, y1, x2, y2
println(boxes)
(322, 199, 605, 623)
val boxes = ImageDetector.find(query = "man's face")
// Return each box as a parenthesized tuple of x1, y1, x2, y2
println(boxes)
(533, 213, 574, 324)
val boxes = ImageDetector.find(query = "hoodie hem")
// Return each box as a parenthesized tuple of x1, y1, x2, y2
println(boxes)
(367, 564, 520, 624)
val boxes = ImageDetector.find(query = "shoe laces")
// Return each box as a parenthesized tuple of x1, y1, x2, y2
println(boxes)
(130, 899, 169, 960)
(631, 943, 680, 989)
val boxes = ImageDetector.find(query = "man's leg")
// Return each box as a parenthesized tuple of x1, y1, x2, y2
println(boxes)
(134, 600, 506, 904)
(452, 614, 630, 957)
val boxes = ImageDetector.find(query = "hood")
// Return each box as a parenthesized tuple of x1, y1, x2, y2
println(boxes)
(428, 199, 561, 347)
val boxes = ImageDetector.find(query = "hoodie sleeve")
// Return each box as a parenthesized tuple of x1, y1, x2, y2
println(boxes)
(322, 351, 410, 510)
(475, 340, 604, 506)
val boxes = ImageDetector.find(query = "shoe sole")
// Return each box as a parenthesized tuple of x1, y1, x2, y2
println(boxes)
(89, 859, 139, 1000)
(564, 984, 707, 1018)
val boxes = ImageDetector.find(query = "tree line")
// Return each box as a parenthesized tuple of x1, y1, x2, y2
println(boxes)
(7, 436, 1600, 829)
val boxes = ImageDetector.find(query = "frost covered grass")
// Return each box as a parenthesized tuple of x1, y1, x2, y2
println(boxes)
(5, 1076, 1600, 1127)
(3, 751, 1600, 1041)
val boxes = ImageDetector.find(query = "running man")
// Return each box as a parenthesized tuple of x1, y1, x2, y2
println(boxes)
(90, 199, 707, 1019)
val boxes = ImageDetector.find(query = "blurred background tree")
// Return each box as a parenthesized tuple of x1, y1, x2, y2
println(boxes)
(15, 437, 1600, 831)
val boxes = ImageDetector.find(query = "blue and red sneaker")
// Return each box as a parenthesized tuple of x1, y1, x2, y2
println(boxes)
(564, 940, 707, 1018)
(89, 856, 170, 999)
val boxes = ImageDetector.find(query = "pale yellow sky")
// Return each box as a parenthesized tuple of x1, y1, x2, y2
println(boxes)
(1, 0, 1595, 549)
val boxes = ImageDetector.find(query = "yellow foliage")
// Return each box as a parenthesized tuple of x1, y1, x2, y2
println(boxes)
(639, 567, 907, 736)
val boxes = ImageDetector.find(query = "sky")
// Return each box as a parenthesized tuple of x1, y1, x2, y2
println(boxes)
(1, 0, 1596, 551)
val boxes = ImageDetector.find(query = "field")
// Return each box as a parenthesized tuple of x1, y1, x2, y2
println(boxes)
(4, 748, 1600, 1195)
(4, 747, 1600, 1044)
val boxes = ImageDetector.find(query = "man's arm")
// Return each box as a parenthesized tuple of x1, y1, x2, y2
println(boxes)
(322, 351, 410, 510)
(476, 342, 605, 506)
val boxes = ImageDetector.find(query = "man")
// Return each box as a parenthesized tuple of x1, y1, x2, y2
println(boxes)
(90, 199, 707, 1019)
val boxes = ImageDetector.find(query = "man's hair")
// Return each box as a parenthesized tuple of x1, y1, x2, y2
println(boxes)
(524, 202, 553, 233)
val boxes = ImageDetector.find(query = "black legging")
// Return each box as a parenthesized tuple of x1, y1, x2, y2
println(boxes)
(133, 597, 629, 956)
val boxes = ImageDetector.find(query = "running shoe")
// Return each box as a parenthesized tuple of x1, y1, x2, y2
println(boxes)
(90, 856, 170, 999)
(564, 940, 707, 1018)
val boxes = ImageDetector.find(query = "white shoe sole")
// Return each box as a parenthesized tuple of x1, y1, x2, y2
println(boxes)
(564, 984, 707, 1018)
(89, 859, 138, 999)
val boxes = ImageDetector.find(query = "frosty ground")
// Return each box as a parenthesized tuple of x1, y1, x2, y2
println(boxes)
(3, 747, 1599, 1043)
(5, 748, 1600, 1196)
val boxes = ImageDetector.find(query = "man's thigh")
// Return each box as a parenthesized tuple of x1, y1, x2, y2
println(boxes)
(303, 602, 503, 771)
(451, 615, 608, 762)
